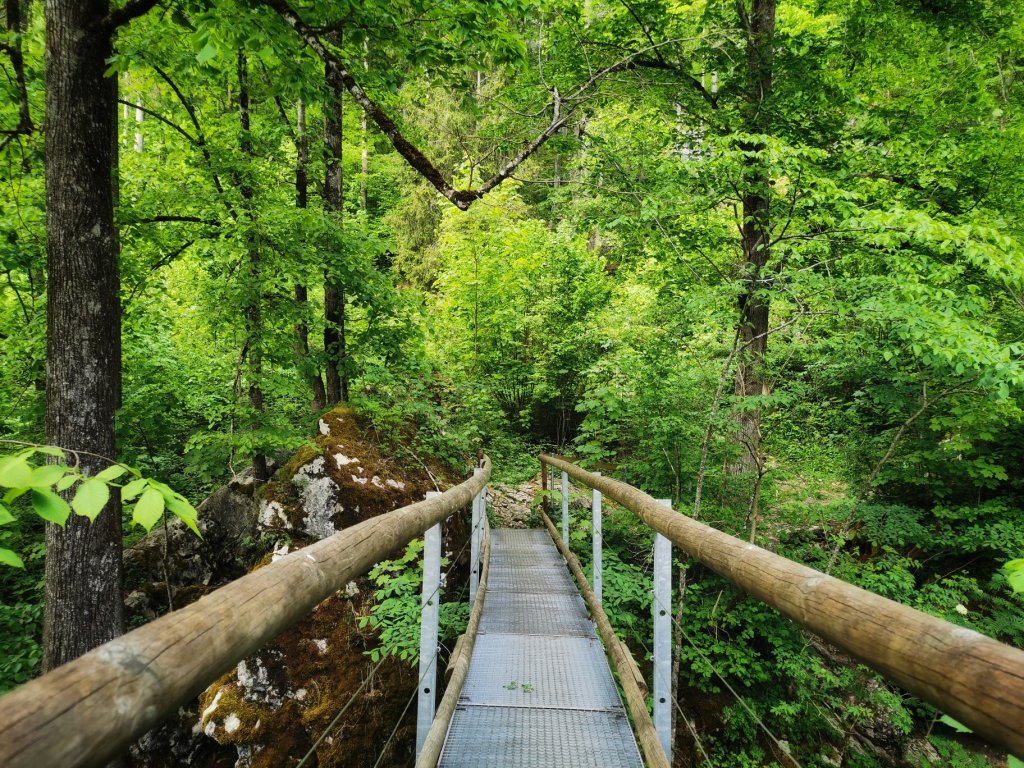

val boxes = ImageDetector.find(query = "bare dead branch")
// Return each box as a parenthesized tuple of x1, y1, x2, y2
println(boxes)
(261, 0, 683, 209)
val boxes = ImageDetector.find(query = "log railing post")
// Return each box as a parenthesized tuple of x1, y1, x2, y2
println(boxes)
(2, 459, 491, 768)
(539, 453, 1024, 757)
(416, 490, 443, 757)
(541, 458, 548, 516)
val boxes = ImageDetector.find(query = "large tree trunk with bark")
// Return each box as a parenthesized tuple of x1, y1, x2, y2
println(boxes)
(733, 0, 776, 476)
(42, 0, 124, 671)
(293, 100, 327, 411)
(237, 51, 269, 483)
(323, 61, 348, 405)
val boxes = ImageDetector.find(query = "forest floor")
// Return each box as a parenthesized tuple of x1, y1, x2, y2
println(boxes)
(488, 478, 540, 528)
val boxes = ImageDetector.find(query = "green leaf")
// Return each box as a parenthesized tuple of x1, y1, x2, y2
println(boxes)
(0, 547, 24, 568)
(34, 446, 66, 459)
(28, 464, 68, 488)
(95, 464, 128, 483)
(72, 479, 110, 521)
(0, 456, 32, 488)
(56, 473, 80, 492)
(1008, 756, 1023, 768)
(939, 715, 972, 733)
(3, 487, 28, 504)
(196, 42, 218, 65)
(163, 492, 201, 536)
(1003, 559, 1024, 594)
(132, 487, 165, 531)
(121, 477, 148, 501)
(31, 489, 71, 525)
(0, 503, 13, 525)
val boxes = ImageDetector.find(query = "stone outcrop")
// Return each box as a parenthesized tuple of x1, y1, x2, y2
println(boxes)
(129, 406, 466, 768)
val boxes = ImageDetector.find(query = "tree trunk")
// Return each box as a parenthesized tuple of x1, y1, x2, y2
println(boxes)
(237, 50, 268, 483)
(732, 0, 776, 475)
(293, 99, 327, 411)
(42, 0, 124, 671)
(323, 60, 348, 404)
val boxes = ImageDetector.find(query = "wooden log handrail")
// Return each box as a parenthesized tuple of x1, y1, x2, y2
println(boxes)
(541, 453, 1024, 757)
(1, 457, 491, 768)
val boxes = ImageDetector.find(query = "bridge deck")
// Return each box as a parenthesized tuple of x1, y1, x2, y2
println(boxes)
(438, 529, 643, 767)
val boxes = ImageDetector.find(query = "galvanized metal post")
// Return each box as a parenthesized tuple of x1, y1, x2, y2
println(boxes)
(478, 483, 487, 567)
(549, 465, 556, 517)
(561, 470, 570, 545)
(592, 472, 602, 606)
(470, 469, 482, 607)
(653, 499, 673, 764)
(416, 491, 442, 756)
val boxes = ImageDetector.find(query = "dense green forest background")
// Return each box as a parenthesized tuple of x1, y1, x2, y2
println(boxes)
(1, 0, 1023, 765)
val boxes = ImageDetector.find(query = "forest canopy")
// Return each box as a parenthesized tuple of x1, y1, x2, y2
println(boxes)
(1, 0, 1022, 765)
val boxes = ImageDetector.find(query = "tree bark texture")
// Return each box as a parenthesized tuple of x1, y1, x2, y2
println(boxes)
(292, 99, 327, 411)
(42, 0, 124, 671)
(323, 60, 348, 404)
(733, 0, 776, 475)
(237, 50, 269, 483)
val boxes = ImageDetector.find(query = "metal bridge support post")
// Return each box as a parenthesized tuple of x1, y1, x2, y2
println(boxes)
(417, 491, 442, 757)
(549, 466, 556, 517)
(653, 499, 673, 764)
(592, 472, 603, 606)
(478, 483, 487, 568)
(470, 469, 482, 607)
(561, 470, 570, 546)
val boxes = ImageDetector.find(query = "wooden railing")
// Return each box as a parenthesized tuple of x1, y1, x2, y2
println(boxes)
(1, 457, 491, 768)
(541, 453, 1024, 757)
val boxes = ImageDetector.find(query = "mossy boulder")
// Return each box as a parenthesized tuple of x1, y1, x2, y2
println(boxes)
(130, 405, 468, 768)
(256, 406, 441, 540)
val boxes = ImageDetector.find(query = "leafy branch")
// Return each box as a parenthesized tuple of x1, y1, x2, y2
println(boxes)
(0, 445, 200, 568)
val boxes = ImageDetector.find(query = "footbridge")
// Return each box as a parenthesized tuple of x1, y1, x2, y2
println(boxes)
(2, 454, 1022, 767)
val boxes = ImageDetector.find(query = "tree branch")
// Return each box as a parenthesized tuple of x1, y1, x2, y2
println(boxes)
(0, 0, 33, 149)
(116, 99, 198, 145)
(143, 60, 236, 218)
(261, 0, 672, 209)
(104, 0, 161, 30)
(123, 215, 220, 226)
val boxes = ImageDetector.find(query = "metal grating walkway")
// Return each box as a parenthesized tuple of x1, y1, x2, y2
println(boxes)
(437, 529, 643, 767)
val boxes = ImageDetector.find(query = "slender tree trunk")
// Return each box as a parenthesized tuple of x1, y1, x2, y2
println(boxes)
(323, 60, 348, 404)
(293, 99, 327, 411)
(237, 50, 269, 483)
(732, 0, 776, 475)
(42, 0, 124, 671)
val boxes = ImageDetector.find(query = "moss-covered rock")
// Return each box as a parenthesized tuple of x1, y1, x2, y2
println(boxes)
(130, 405, 469, 768)
(256, 406, 442, 540)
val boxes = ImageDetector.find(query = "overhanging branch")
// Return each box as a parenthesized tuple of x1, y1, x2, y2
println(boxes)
(261, 0, 670, 210)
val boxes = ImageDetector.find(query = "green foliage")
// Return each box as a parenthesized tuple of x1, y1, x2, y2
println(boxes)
(358, 540, 467, 664)
(1003, 559, 1024, 595)
(0, 446, 200, 567)
(0, 601, 41, 691)
(2, 1, 1023, 764)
